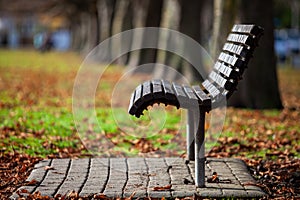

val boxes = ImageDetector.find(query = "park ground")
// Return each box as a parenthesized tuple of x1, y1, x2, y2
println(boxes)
(0, 49, 299, 199)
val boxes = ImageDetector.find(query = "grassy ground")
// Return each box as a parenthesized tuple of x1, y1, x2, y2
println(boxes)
(0, 49, 184, 157)
(0, 49, 299, 199)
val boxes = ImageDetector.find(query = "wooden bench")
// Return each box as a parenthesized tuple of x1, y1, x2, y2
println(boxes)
(128, 24, 264, 187)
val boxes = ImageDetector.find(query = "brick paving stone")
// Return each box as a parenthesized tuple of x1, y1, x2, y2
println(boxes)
(80, 163, 108, 199)
(124, 158, 147, 198)
(197, 187, 223, 198)
(11, 158, 266, 199)
(146, 158, 172, 198)
(103, 158, 127, 198)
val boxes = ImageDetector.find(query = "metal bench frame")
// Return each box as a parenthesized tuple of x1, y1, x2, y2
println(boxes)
(128, 24, 264, 187)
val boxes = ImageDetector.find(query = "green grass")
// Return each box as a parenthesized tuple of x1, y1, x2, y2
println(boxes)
(0, 105, 182, 157)
(0, 49, 81, 72)
(0, 108, 77, 156)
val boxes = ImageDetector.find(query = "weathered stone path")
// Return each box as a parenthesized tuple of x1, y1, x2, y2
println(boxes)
(11, 158, 265, 199)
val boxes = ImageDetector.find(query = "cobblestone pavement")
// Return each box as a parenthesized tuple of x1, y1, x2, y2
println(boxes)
(11, 158, 265, 199)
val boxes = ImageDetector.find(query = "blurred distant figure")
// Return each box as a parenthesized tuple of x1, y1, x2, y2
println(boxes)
(40, 33, 53, 52)
(34, 32, 53, 52)
(34, 29, 70, 52)
(33, 33, 43, 49)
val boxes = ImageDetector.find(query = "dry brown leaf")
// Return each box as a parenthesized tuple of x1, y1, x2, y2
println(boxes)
(94, 193, 108, 199)
(44, 166, 55, 170)
(152, 184, 172, 191)
(26, 179, 39, 186)
(207, 172, 219, 183)
(19, 189, 29, 193)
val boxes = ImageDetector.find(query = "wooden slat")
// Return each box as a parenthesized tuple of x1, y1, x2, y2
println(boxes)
(151, 79, 164, 98)
(162, 80, 178, 106)
(130, 84, 144, 118)
(227, 33, 254, 46)
(218, 52, 244, 68)
(162, 80, 175, 98)
(172, 83, 187, 98)
(192, 85, 211, 107)
(209, 71, 236, 91)
(142, 81, 153, 102)
(209, 71, 227, 88)
(133, 84, 142, 104)
(128, 92, 136, 115)
(129, 91, 135, 109)
(202, 80, 220, 98)
(183, 85, 198, 101)
(231, 24, 263, 36)
(222, 42, 249, 58)
(232, 24, 255, 34)
(172, 83, 191, 107)
(214, 61, 235, 78)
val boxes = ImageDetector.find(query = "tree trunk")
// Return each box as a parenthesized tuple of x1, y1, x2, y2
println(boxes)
(127, 0, 148, 67)
(178, 0, 203, 82)
(120, 0, 134, 65)
(78, 13, 89, 51)
(228, 0, 283, 109)
(138, 0, 164, 68)
(110, 0, 130, 65)
(211, 0, 237, 60)
(70, 22, 82, 51)
(97, 0, 116, 42)
(82, 9, 99, 54)
(153, 0, 181, 80)
(200, 0, 213, 48)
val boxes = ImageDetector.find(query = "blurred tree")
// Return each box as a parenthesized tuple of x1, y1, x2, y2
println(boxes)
(154, 0, 181, 80)
(211, 0, 238, 60)
(127, 0, 148, 67)
(112, 0, 132, 65)
(61, 0, 98, 51)
(274, 0, 292, 28)
(177, 0, 203, 82)
(274, 0, 300, 28)
(228, 0, 283, 109)
(138, 0, 164, 68)
(200, 0, 213, 47)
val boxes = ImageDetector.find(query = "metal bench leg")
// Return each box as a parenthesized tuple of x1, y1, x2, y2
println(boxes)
(187, 109, 195, 160)
(195, 109, 206, 187)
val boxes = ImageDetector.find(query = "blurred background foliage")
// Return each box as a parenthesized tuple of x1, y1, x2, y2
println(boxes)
(1, 0, 299, 109)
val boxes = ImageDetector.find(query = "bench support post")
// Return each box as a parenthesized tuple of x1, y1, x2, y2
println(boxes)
(195, 109, 206, 187)
(187, 109, 195, 160)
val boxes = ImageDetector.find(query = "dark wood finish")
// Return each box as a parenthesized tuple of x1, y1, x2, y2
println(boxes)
(128, 25, 264, 117)
(223, 43, 249, 59)
(192, 85, 211, 107)
(218, 52, 245, 68)
(161, 80, 179, 107)
(213, 61, 239, 80)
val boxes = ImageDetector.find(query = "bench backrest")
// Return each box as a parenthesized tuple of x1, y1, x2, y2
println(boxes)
(203, 24, 263, 101)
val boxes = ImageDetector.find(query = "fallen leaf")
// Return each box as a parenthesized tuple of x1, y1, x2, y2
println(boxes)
(94, 193, 108, 199)
(153, 184, 172, 191)
(44, 166, 55, 170)
(19, 189, 29, 193)
(26, 179, 39, 186)
(207, 172, 219, 183)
